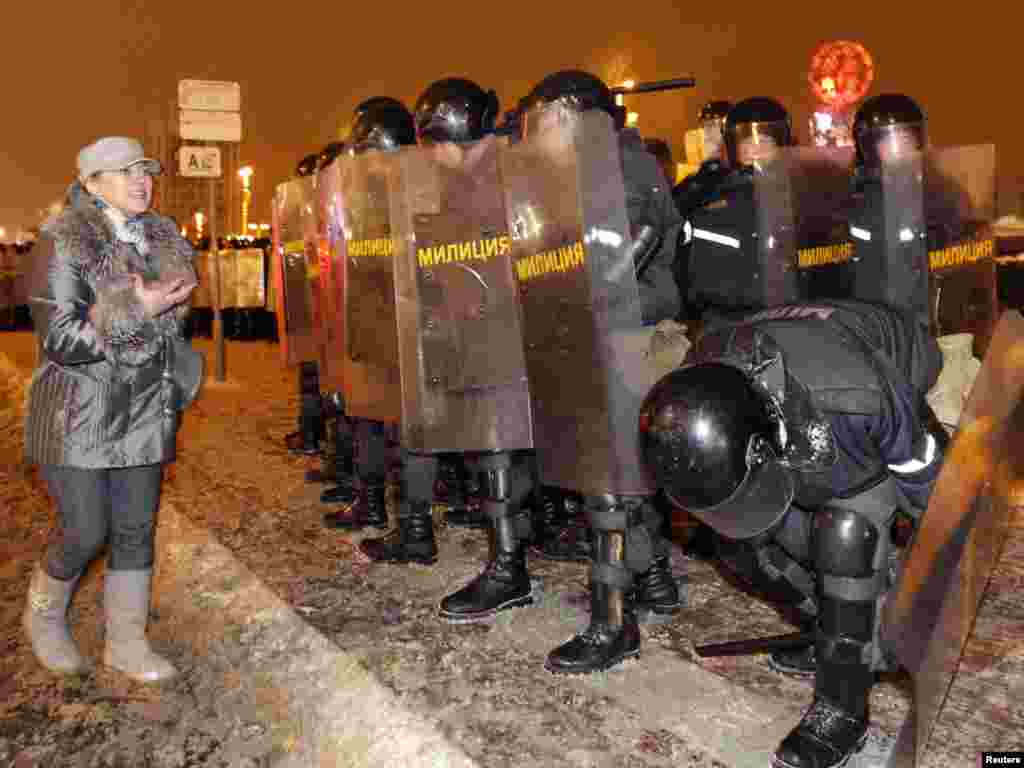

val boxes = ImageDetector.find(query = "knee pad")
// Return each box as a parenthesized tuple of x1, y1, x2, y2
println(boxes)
(813, 507, 879, 580)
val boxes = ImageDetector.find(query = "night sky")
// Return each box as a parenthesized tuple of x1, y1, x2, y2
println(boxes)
(2, 3, 1018, 237)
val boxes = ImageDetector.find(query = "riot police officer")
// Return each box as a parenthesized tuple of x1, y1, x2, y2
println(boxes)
(673, 99, 733, 216)
(359, 77, 512, 568)
(847, 93, 930, 328)
(525, 71, 683, 568)
(852, 93, 926, 174)
(640, 299, 946, 768)
(320, 98, 416, 527)
(683, 97, 796, 327)
(284, 152, 330, 459)
(310, 141, 361, 507)
(511, 69, 684, 675)
(848, 93, 991, 347)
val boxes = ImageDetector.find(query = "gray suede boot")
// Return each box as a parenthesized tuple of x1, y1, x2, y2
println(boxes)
(22, 565, 85, 675)
(103, 569, 178, 683)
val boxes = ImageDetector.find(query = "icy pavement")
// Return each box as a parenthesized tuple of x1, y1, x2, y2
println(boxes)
(1, 334, 1021, 767)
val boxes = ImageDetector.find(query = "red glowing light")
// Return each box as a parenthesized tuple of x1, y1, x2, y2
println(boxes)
(809, 40, 874, 110)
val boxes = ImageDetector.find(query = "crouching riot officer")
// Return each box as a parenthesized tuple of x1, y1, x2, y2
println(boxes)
(640, 299, 946, 768)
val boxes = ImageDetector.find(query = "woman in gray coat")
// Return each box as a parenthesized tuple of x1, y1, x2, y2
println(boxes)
(22, 136, 197, 683)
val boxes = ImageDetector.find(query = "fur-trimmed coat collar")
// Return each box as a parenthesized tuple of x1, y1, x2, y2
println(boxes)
(42, 182, 192, 280)
(40, 182, 195, 366)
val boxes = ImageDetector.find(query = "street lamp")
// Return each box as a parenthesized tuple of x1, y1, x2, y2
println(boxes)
(238, 166, 254, 237)
(615, 79, 635, 108)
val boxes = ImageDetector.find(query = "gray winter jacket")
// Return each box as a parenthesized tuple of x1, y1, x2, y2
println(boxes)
(23, 183, 196, 468)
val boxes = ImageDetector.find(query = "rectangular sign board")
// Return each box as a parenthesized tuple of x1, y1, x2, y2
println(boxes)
(180, 110, 242, 142)
(178, 145, 222, 178)
(178, 80, 241, 112)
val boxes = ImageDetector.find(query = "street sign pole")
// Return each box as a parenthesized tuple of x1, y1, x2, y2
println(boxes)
(210, 172, 225, 382)
(179, 79, 239, 384)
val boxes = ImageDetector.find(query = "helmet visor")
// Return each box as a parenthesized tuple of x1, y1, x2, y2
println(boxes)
(520, 101, 582, 141)
(858, 123, 925, 168)
(670, 448, 795, 540)
(729, 120, 788, 168)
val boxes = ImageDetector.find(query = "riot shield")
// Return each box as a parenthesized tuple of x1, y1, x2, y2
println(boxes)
(785, 146, 857, 301)
(233, 248, 267, 308)
(750, 153, 803, 308)
(847, 150, 929, 325)
(925, 145, 998, 356)
(331, 151, 403, 424)
(500, 109, 654, 495)
(390, 135, 532, 453)
(217, 248, 240, 311)
(0, 247, 13, 311)
(0, 248, 14, 318)
(881, 310, 1024, 767)
(316, 164, 345, 391)
(13, 247, 28, 309)
(849, 144, 997, 354)
(272, 177, 322, 367)
(688, 157, 801, 317)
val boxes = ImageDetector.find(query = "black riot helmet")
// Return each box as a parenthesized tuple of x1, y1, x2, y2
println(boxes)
(317, 142, 347, 171)
(698, 99, 733, 123)
(295, 153, 319, 178)
(348, 97, 416, 154)
(698, 100, 733, 163)
(723, 97, 792, 170)
(639, 363, 796, 540)
(853, 93, 926, 171)
(413, 78, 499, 145)
(520, 69, 622, 137)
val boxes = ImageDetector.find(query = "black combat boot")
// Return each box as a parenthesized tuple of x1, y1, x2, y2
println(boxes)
(632, 555, 683, 621)
(359, 499, 437, 565)
(771, 629, 870, 768)
(320, 463, 356, 502)
(323, 484, 389, 530)
(320, 411, 357, 503)
(773, 507, 878, 768)
(439, 503, 534, 623)
(545, 569, 640, 674)
(545, 497, 641, 674)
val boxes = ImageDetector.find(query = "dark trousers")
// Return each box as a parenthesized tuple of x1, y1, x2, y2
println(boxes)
(42, 464, 163, 580)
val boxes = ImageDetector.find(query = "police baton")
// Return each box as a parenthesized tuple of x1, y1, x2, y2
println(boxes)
(611, 77, 697, 96)
(694, 630, 814, 658)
